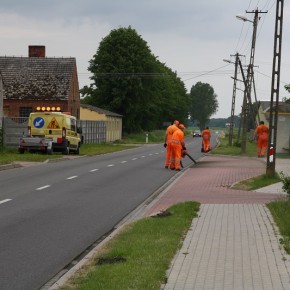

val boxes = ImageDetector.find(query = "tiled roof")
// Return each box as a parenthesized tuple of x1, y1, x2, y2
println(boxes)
(260, 101, 290, 113)
(0, 56, 76, 100)
(81, 103, 123, 117)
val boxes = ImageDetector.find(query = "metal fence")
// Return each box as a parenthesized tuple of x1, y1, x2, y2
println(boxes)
(78, 120, 106, 144)
(2, 117, 109, 148)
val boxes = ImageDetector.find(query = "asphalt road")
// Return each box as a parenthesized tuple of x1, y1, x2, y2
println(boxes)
(0, 136, 209, 290)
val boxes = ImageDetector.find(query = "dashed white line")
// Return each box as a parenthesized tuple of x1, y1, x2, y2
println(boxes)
(120, 161, 127, 163)
(67, 176, 78, 180)
(36, 185, 51, 191)
(141, 156, 146, 158)
(0, 199, 12, 205)
(132, 158, 137, 160)
(90, 169, 99, 172)
(107, 164, 115, 167)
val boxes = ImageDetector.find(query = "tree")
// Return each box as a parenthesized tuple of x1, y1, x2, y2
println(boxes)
(81, 26, 189, 133)
(283, 84, 290, 103)
(189, 82, 218, 129)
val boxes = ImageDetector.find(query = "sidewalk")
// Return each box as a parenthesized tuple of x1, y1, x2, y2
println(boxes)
(144, 155, 290, 290)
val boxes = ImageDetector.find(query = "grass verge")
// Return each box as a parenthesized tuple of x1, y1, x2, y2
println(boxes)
(267, 200, 290, 254)
(0, 144, 137, 165)
(60, 202, 200, 290)
(231, 173, 281, 191)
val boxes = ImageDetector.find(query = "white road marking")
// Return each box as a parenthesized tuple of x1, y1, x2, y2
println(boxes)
(107, 164, 115, 167)
(132, 158, 137, 160)
(0, 199, 12, 205)
(141, 156, 146, 158)
(120, 161, 127, 163)
(67, 176, 78, 180)
(90, 169, 99, 172)
(36, 185, 51, 190)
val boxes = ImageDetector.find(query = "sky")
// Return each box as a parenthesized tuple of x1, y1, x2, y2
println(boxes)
(1, 0, 290, 118)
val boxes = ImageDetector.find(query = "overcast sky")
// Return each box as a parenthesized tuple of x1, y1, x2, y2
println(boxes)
(1, 0, 289, 118)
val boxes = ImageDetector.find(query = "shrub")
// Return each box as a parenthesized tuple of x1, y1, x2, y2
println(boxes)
(280, 171, 290, 197)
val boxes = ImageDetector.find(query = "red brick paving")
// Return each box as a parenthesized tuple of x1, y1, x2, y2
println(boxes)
(144, 155, 285, 216)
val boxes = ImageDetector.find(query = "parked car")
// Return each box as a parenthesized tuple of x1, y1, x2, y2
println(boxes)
(193, 130, 202, 137)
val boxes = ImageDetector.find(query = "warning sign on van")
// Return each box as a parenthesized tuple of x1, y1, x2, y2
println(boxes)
(47, 117, 60, 129)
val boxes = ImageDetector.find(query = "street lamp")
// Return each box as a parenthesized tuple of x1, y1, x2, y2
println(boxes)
(236, 15, 253, 23)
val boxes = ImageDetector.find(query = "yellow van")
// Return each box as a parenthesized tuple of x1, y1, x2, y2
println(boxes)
(19, 110, 82, 154)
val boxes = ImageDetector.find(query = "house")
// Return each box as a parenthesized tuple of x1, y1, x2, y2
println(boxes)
(256, 101, 290, 153)
(0, 45, 80, 118)
(80, 103, 123, 142)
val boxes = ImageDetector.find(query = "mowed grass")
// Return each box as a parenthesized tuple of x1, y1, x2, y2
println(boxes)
(60, 202, 200, 290)
(267, 200, 290, 253)
(0, 144, 136, 165)
(232, 173, 281, 191)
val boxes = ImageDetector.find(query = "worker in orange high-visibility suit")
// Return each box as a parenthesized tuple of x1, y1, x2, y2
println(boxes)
(254, 121, 269, 157)
(202, 126, 211, 152)
(170, 124, 186, 171)
(164, 120, 179, 168)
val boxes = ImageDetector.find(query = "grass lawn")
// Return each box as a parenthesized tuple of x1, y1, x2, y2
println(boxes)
(267, 200, 290, 253)
(0, 144, 137, 165)
(60, 202, 200, 290)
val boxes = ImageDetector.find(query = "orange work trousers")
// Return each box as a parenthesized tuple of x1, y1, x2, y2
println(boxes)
(203, 138, 211, 152)
(165, 140, 173, 167)
(170, 144, 182, 170)
(257, 133, 268, 157)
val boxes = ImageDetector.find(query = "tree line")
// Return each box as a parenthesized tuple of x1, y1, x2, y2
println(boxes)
(81, 26, 218, 133)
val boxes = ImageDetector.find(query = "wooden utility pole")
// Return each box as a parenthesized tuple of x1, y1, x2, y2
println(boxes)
(228, 53, 240, 146)
(266, 0, 284, 176)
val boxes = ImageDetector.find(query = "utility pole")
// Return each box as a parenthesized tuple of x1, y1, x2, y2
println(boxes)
(266, 0, 284, 176)
(225, 53, 241, 146)
(237, 9, 267, 154)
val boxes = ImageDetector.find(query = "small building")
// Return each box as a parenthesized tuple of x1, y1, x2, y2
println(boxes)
(0, 45, 80, 118)
(256, 101, 290, 153)
(80, 103, 123, 142)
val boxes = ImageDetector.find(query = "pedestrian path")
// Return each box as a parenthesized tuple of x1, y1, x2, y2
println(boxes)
(163, 204, 290, 290)
(143, 155, 290, 290)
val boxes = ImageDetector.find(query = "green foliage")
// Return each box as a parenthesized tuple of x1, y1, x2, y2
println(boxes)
(61, 202, 200, 290)
(81, 26, 189, 133)
(279, 171, 290, 196)
(189, 82, 219, 130)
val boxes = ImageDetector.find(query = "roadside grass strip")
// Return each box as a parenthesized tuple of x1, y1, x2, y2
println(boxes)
(60, 202, 200, 290)
(267, 199, 290, 254)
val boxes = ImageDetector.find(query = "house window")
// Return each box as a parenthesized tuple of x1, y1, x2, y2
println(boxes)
(19, 107, 33, 118)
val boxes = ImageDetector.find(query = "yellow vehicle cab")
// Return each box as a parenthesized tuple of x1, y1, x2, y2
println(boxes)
(19, 106, 82, 154)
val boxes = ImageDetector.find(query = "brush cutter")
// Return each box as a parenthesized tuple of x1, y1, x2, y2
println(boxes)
(182, 149, 197, 164)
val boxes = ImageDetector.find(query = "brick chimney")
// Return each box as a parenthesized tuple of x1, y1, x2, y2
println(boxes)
(28, 45, 45, 57)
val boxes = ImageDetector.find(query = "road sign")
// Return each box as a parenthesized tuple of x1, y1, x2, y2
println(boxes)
(33, 117, 44, 128)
